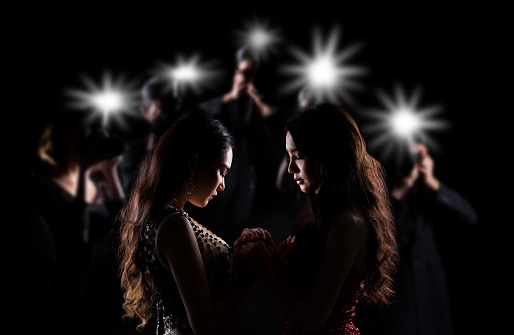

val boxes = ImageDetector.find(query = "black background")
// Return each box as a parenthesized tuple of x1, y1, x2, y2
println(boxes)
(15, 1, 509, 334)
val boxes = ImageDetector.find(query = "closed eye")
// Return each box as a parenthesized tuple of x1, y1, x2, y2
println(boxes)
(287, 148, 305, 161)
(289, 153, 305, 161)
(220, 166, 230, 177)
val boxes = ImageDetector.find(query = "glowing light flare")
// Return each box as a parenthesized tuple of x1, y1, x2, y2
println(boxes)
(249, 27, 273, 50)
(281, 25, 367, 104)
(390, 108, 421, 137)
(91, 90, 124, 114)
(170, 65, 200, 82)
(66, 71, 139, 128)
(233, 17, 282, 59)
(155, 54, 221, 97)
(360, 84, 449, 163)
(308, 55, 337, 88)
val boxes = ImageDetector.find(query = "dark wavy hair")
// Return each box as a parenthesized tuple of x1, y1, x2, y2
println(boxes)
(285, 102, 399, 306)
(117, 109, 234, 328)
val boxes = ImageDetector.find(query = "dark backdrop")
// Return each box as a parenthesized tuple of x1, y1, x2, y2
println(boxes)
(14, 1, 508, 334)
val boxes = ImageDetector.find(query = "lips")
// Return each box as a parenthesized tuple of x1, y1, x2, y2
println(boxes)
(295, 178, 304, 185)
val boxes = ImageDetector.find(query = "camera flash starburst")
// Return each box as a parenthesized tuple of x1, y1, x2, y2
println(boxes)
(282, 25, 367, 104)
(66, 71, 139, 128)
(233, 17, 282, 60)
(361, 84, 449, 162)
(154, 54, 221, 98)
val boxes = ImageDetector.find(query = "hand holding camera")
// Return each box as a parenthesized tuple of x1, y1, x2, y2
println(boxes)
(78, 128, 124, 170)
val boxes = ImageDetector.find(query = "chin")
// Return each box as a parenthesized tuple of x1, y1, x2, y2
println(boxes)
(190, 199, 208, 208)
(299, 185, 310, 193)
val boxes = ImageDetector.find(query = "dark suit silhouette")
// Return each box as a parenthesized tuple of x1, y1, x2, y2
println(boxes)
(356, 180, 477, 335)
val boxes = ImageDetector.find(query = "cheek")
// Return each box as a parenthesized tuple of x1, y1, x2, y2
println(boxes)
(201, 172, 221, 192)
(296, 160, 305, 174)
(299, 160, 316, 184)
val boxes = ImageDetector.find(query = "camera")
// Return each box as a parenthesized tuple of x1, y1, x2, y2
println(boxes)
(387, 133, 426, 176)
(79, 129, 124, 160)
(242, 68, 256, 81)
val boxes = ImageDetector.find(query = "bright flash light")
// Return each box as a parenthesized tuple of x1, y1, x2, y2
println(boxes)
(391, 109, 421, 137)
(281, 25, 367, 104)
(66, 71, 139, 127)
(155, 53, 221, 97)
(91, 90, 123, 113)
(360, 84, 449, 162)
(171, 65, 200, 82)
(233, 17, 282, 59)
(249, 28, 273, 49)
(308, 56, 337, 87)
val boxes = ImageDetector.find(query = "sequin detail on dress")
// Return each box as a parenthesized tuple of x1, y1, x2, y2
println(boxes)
(143, 207, 237, 335)
(275, 235, 364, 334)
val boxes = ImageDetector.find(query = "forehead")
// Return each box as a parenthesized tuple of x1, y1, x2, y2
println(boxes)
(213, 147, 233, 167)
(285, 132, 297, 151)
(223, 147, 233, 164)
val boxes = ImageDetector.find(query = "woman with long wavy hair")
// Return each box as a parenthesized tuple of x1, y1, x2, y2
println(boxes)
(235, 102, 399, 334)
(117, 109, 257, 335)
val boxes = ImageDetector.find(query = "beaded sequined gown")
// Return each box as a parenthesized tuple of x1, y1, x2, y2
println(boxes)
(143, 206, 237, 335)
(275, 225, 364, 335)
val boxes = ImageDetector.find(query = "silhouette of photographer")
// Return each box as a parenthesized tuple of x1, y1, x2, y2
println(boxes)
(356, 140, 478, 335)
(24, 109, 125, 334)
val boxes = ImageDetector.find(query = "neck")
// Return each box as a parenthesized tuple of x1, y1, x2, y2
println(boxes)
(170, 191, 187, 212)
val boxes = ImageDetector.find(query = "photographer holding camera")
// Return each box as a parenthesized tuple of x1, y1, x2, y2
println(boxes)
(196, 46, 285, 241)
(356, 140, 478, 335)
(26, 109, 125, 333)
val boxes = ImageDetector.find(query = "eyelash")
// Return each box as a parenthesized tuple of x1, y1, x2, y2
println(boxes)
(290, 154, 304, 160)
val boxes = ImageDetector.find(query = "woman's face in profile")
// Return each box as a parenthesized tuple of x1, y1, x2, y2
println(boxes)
(285, 132, 318, 193)
(190, 148, 233, 208)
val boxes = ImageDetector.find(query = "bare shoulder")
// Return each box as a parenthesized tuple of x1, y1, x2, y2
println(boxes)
(324, 206, 369, 265)
(330, 206, 368, 238)
(159, 213, 194, 244)
(162, 212, 190, 228)
(157, 213, 199, 266)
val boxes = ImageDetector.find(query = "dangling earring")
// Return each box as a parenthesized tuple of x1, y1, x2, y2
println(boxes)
(185, 174, 195, 202)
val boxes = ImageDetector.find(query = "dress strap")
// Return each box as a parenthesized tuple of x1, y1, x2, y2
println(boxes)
(156, 299, 162, 335)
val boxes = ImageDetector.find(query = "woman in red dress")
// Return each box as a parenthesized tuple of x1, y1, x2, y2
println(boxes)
(235, 102, 399, 334)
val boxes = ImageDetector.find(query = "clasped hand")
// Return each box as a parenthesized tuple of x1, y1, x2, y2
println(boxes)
(233, 228, 276, 277)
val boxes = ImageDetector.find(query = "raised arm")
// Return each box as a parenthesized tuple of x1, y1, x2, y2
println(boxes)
(99, 155, 125, 203)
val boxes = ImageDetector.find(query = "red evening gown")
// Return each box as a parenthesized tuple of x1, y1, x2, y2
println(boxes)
(275, 233, 364, 334)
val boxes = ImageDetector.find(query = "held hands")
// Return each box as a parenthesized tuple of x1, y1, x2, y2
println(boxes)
(234, 228, 276, 277)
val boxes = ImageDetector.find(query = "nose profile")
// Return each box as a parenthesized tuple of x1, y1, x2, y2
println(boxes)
(288, 158, 298, 174)
(218, 179, 225, 192)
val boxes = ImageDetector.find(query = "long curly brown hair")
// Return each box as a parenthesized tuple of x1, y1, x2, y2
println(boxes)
(117, 110, 234, 329)
(285, 102, 399, 306)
